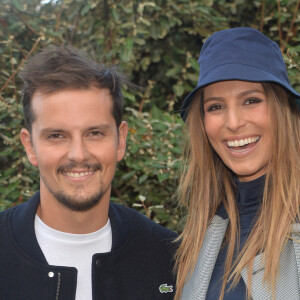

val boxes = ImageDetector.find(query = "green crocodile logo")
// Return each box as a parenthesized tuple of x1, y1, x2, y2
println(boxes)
(159, 283, 173, 293)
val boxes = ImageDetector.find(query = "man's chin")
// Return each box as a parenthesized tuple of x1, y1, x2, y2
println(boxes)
(53, 192, 104, 212)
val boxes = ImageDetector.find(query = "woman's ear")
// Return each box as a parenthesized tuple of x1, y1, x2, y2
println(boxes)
(20, 128, 38, 167)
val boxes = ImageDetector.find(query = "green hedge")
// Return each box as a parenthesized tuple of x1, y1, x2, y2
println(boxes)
(0, 0, 299, 230)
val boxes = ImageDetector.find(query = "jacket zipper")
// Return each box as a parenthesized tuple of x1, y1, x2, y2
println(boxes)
(56, 272, 61, 300)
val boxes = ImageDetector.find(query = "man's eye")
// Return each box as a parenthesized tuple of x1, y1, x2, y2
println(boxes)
(88, 131, 103, 136)
(48, 133, 64, 139)
(244, 97, 262, 105)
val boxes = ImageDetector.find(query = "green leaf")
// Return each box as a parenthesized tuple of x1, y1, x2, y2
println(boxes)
(158, 173, 170, 182)
(139, 173, 148, 183)
(123, 90, 136, 102)
(130, 143, 139, 154)
(81, 4, 92, 16)
(121, 37, 133, 62)
(165, 66, 182, 77)
(151, 105, 164, 120)
(173, 84, 185, 97)
(121, 171, 135, 180)
(11, 0, 23, 11)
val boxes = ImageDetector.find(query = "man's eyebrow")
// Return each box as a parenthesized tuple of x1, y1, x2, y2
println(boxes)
(40, 125, 112, 135)
(204, 89, 265, 104)
(86, 125, 112, 131)
(40, 128, 65, 136)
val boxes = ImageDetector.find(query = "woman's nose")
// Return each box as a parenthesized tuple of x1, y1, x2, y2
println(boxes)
(225, 108, 246, 132)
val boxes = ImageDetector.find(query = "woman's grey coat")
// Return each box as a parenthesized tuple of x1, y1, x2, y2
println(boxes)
(181, 215, 300, 300)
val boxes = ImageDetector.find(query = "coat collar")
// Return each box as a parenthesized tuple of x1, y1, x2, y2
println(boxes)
(10, 191, 131, 264)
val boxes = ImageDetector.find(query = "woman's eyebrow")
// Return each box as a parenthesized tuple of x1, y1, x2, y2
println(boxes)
(203, 96, 224, 104)
(238, 89, 266, 97)
(204, 89, 266, 104)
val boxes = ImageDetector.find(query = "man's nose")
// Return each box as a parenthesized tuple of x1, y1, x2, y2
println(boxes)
(67, 138, 89, 163)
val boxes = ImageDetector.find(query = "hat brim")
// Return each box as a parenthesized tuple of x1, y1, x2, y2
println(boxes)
(180, 63, 300, 120)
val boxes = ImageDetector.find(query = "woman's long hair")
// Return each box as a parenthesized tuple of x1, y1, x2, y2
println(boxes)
(174, 83, 300, 300)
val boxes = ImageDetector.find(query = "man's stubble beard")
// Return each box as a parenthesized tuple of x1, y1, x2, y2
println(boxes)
(51, 183, 108, 212)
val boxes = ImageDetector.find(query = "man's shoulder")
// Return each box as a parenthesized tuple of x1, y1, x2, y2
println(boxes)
(0, 206, 13, 224)
(0, 202, 20, 224)
(0, 193, 40, 247)
(109, 202, 178, 239)
(0, 204, 19, 244)
(0, 193, 39, 219)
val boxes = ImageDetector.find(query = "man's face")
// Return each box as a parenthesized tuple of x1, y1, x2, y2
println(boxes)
(21, 88, 127, 211)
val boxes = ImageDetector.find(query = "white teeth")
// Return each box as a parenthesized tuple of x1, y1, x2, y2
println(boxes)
(227, 136, 260, 148)
(66, 171, 93, 178)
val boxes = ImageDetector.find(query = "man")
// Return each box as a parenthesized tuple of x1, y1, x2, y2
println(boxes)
(0, 46, 177, 299)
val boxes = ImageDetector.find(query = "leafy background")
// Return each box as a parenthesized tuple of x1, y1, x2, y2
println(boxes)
(0, 0, 299, 231)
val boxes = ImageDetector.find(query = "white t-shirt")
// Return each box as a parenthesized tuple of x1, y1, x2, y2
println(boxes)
(35, 215, 112, 300)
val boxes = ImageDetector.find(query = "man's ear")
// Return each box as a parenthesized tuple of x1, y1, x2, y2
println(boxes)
(117, 121, 128, 162)
(20, 128, 38, 167)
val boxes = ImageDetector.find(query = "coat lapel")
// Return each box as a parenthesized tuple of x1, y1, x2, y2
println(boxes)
(181, 215, 229, 300)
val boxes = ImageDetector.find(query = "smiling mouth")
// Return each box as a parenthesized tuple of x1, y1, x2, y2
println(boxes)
(226, 136, 260, 150)
(64, 171, 94, 178)
(58, 163, 103, 179)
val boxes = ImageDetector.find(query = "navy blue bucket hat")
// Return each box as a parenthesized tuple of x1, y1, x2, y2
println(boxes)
(180, 27, 300, 120)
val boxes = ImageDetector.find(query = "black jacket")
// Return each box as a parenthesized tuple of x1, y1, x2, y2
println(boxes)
(0, 192, 177, 300)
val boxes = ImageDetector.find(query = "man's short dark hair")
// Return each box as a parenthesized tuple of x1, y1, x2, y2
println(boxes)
(20, 46, 127, 131)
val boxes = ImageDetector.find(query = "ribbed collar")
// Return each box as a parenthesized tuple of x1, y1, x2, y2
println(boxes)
(216, 175, 265, 220)
(234, 175, 265, 209)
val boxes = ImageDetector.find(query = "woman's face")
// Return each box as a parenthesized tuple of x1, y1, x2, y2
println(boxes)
(203, 80, 272, 182)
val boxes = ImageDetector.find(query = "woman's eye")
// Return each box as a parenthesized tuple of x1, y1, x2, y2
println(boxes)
(206, 104, 223, 112)
(244, 97, 262, 105)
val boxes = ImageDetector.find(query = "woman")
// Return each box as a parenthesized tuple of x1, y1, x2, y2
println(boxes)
(175, 27, 300, 300)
